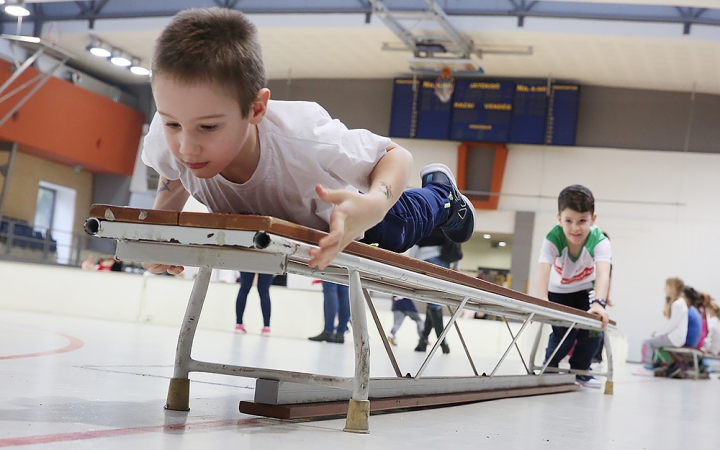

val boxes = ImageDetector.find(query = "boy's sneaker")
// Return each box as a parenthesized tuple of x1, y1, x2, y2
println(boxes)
(420, 163, 476, 243)
(575, 375, 602, 389)
(387, 335, 397, 346)
(261, 326, 271, 336)
(234, 324, 246, 334)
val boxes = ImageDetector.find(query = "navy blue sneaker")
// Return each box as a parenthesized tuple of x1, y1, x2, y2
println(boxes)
(420, 163, 475, 243)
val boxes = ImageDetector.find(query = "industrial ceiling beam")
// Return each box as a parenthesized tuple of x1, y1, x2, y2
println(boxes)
(0, 1, 719, 36)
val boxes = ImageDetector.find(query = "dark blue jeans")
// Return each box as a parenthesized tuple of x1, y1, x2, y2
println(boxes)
(236, 272, 274, 327)
(421, 256, 449, 340)
(322, 281, 350, 335)
(544, 290, 602, 371)
(361, 182, 452, 252)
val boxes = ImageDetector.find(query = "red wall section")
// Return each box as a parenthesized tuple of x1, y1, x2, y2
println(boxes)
(0, 60, 145, 176)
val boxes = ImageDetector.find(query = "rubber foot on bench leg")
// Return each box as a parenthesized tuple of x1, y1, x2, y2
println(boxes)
(604, 380, 614, 395)
(165, 378, 190, 411)
(343, 399, 370, 434)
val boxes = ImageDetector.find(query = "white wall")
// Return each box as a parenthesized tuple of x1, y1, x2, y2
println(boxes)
(498, 145, 720, 361)
(0, 261, 627, 370)
(399, 139, 717, 361)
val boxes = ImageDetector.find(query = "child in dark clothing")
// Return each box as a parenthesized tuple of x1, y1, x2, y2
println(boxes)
(387, 296, 423, 346)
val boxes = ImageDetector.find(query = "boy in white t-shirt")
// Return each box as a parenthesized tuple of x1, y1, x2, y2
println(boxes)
(536, 185, 611, 388)
(141, 8, 475, 274)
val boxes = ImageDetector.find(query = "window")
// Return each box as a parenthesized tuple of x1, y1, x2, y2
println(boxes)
(34, 186, 56, 236)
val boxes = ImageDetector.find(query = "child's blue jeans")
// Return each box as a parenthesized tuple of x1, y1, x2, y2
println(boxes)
(361, 183, 452, 253)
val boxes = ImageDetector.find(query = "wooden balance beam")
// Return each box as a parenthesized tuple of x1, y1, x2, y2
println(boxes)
(85, 204, 616, 433)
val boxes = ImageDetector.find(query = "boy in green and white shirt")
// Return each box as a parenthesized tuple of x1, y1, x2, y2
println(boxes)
(536, 185, 611, 389)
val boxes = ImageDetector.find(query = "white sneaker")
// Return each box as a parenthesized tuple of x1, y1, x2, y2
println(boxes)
(576, 375, 602, 389)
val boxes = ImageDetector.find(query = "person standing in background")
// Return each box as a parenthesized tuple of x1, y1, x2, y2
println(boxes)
(387, 295, 424, 346)
(411, 227, 463, 354)
(309, 281, 350, 343)
(235, 272, 274, 335)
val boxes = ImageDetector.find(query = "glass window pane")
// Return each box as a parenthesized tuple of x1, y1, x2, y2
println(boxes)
(34, 187, 56, 234)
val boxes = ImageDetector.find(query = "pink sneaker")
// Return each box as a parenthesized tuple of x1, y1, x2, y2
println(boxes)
(261, 326, 271, 336)
(234, 324, 246, 334)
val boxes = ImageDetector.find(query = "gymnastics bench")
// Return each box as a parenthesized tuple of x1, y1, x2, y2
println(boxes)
(85, 205, 616, 434)
(656, 347, 717, 379)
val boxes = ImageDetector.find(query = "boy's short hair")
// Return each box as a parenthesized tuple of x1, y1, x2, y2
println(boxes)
(152, 7, 266, 118)
(558, 185, 595, 214)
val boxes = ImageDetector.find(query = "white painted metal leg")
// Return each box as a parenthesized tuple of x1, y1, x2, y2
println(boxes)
(603, 331, 614, 394)
(344, 268, 370, 434)
(165, 266, 212, 411)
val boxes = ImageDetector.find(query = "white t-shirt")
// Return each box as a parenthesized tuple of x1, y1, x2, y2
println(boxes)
(656, 298, 689, 347)
(703, 315, 720, 355)
(142, 100, 391, 232)
(538, 225, 611, 294)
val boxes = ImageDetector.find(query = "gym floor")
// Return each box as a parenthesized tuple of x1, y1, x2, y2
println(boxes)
(0, 309, 717, 449)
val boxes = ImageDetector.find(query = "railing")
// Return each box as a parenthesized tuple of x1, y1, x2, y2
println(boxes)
(0, 217, 95, 267)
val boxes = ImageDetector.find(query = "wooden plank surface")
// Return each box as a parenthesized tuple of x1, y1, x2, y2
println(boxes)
(88, 204, 615, 327)
(239, 383, 580, 420)
(89, 204, 179, 226)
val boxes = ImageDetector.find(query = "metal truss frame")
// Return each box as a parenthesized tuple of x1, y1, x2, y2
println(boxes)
(2, 1, 718, 37)
(86, 214, 614, 433)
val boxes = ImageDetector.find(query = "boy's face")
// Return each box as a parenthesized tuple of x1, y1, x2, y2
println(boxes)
(557, 208, 596, 247)
(152, 76, 268, 179)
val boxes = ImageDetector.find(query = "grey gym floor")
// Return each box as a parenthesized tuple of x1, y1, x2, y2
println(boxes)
(0, 309, 716, 449)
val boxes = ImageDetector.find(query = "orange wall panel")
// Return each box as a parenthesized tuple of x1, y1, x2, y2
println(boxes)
(456, 142, 508, 210)
(0, 60, 145, 176)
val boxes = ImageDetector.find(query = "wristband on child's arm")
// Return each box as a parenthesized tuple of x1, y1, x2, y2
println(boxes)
(590, 298, 607, 309)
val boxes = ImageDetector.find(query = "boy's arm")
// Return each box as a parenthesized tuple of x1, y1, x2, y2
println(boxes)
(535, 262, 551, 301)
(588, 261, 611, 329)
(309, 143, 413, 270)
(142, 177, 190, 275)
(153, 177, 191, 211)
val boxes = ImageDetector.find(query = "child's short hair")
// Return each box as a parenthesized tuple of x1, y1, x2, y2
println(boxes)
(558, 185, 595, 214)
(152, 7, 266, 118)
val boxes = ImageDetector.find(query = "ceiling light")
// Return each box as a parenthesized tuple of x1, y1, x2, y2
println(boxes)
(110, 54, 132, 67)
(130, 66, 150, 76)
(483, 234, 491, 239)
(498, 241, 507, 247)
(88, 46, 111, 58)
(5, 0, 30, 17)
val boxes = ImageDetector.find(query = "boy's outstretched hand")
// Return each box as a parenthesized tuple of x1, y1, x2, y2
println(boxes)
(588, 303, 609, 330)
(142, 262, 185, 275)
(308, 184, 388, 270)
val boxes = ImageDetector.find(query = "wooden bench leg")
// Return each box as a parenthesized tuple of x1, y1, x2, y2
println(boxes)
(343, 268, 370, 434)
(165, 267, 212, 411)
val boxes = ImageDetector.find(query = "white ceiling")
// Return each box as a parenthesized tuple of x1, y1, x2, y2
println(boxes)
(15, 3, 720, 95)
